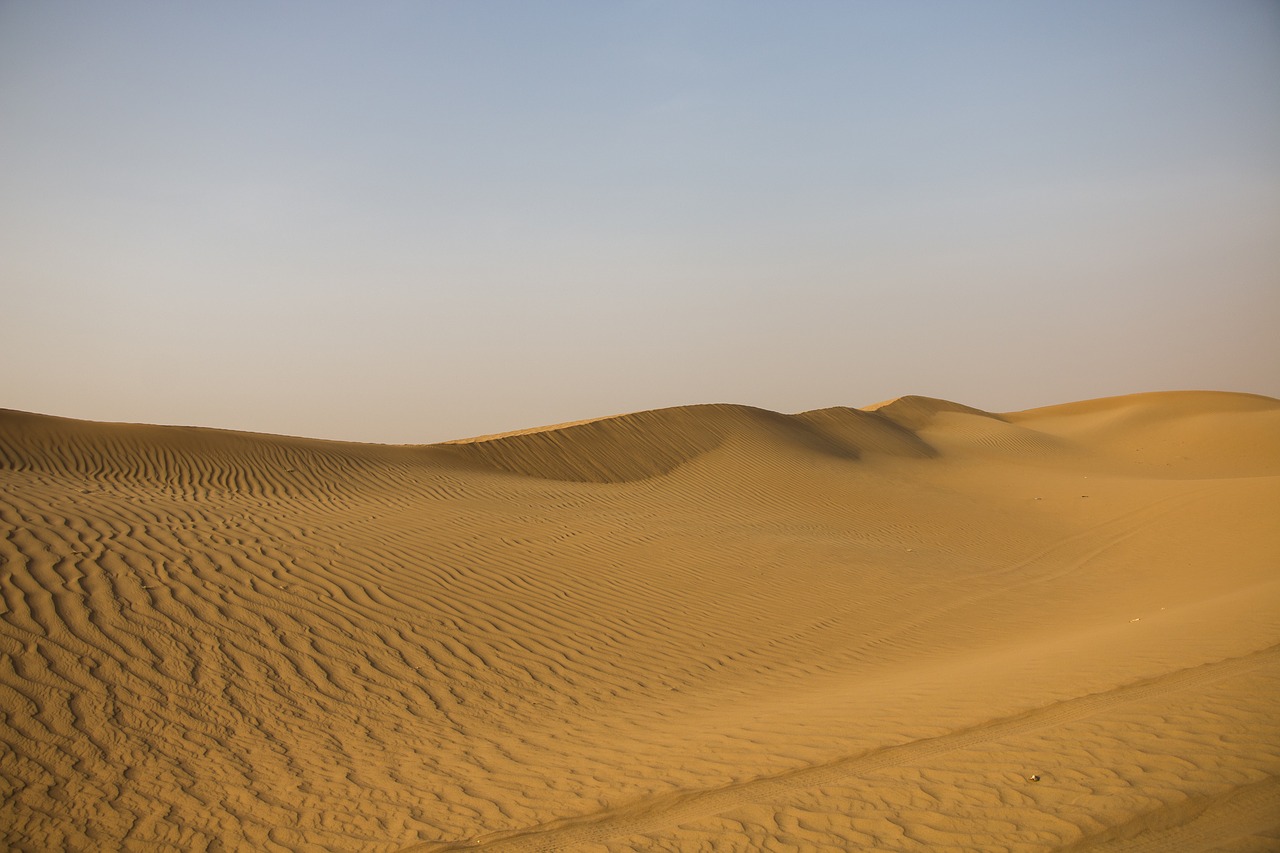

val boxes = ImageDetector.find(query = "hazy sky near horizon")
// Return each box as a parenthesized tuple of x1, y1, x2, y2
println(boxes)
(3, 1, 1278, 443)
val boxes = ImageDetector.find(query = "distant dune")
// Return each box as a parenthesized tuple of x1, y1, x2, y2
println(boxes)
(2, 392, 1278, 851)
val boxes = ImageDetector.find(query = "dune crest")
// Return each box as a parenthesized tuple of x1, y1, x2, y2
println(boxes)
(2, 392, 1278, 851)
(863, 394, 1006, 428)
(436, 402, 949, 483)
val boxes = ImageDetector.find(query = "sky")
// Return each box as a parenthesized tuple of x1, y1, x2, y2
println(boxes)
(2, 1, 1278, 444)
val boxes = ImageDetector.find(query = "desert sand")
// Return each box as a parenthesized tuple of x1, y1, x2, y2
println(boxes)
(1, 390, 1277, 851)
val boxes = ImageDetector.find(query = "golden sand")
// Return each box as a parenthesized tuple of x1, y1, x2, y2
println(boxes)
(1, 391, 1277, 851)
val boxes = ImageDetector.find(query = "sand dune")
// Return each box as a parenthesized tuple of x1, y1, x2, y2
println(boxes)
(1, 391, 1277, 851)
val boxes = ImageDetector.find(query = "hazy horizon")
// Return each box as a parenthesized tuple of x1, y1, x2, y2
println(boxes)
(3, 1, 1278, 444)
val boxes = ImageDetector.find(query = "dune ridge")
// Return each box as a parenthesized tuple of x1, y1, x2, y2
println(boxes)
(1, 391, 1277, 851)
(435, 402, 946, 483)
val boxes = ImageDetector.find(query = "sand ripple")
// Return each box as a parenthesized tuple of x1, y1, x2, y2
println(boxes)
(1, 391, 1277, 850)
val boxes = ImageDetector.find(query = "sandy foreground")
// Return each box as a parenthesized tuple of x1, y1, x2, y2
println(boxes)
(1, 391, 1277, 852)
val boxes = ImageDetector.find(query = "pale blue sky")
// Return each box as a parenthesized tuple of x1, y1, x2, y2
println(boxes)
(3, 1, 1278, 443)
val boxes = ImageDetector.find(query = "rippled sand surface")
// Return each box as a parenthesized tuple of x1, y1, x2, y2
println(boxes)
(2, 391, 1278, 851)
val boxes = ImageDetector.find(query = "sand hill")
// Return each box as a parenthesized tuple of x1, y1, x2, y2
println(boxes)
(1, 391, 1277, 851)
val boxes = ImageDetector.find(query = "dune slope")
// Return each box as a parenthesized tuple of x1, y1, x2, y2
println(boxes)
(1, 391, 1277, 851)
